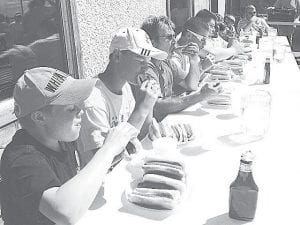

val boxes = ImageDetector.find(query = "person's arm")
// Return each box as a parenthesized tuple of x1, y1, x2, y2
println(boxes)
(169, 50, 201, 92)
(39, 123, 138, 225)
(127, 79, 158, 131)
(237, 19, 253, 33)
(153, 84, 219, 122)
(180, 44, 202, 91)
(204, 46, 236, 61)
(260, 18, 270, 33)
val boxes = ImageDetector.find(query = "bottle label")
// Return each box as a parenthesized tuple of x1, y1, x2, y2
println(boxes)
(239, 162, 252, 172)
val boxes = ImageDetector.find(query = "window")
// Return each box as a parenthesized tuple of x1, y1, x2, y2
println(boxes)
(0, 0, 81, 138)
(167, 0, 194, 35)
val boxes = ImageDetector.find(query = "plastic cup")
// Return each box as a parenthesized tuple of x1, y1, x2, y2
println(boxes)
(240, 90, 272, 139)
(273, 43, 286, 63)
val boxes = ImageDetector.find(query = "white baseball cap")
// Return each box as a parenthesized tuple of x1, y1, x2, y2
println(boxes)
(13, 67, 97, 118)
(109, 27, 168, 60)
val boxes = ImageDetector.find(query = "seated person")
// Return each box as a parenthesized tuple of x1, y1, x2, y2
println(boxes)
(138, 15, 220, 121)
(1, 67, 139, 224)
(174, 16, 214, 93)
(237, 5, 269, 35)
(170, 17, 209, 95)
(79, 27, 162, 164)
(196, 9, 245, 61)
(219, 14, 237, 42)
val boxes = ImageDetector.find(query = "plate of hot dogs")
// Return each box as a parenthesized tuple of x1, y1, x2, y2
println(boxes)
(125, 156, 188, 211)
(158, 121, 195, 145)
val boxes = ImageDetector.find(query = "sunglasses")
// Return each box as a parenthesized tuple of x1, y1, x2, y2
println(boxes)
(187, 29, 207, 42)
(158, 34, 175, 41)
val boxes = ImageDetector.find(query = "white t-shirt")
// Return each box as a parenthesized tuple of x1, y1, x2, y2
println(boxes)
(79, 79, 135, 152)
(205, 36, 229, 49)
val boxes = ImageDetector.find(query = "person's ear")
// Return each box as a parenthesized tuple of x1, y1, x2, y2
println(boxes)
(31, 111, 46, 125)
(151, 38, 159, 48)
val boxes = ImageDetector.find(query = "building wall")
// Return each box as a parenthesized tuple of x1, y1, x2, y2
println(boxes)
(75, 0, 167, 78)
(194, 0, 210, 14)
(218, 0, 226, 16)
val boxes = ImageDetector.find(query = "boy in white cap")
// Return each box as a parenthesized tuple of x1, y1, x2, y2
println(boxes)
(79, 27, 163, 165)
(1, 67, 139, 224)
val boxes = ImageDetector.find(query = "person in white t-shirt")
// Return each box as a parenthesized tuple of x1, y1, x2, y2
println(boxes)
(79, 27, 166, 166)
(237, 5, 269, 34)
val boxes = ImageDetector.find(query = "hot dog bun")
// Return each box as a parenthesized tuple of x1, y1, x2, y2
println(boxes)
(142, 174, 186, 194)
(144, 158, 185, 170)
(127, 157, 187, 210)
(143, 163, 185, 181)
(128, 188, 180, 210)
(158, 122, 194, 143)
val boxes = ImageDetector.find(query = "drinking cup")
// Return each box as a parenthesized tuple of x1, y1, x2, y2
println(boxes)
(273, 43, 286, 63)
(240, 90, 272, 138)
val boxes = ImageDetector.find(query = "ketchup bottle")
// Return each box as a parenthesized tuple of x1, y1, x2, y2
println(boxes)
(264, 57, 271, 84)
(229, 150, 258, 221)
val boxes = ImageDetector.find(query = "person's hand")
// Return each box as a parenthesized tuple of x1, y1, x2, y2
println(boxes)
(231, 40, 245, 54)
(148, 118, 162, 141)
(136, 79, 159, 112)
(103, 122, 139, 156)
(201, 55, 215, 72)
(199, 83, 222, 101)
(182, 42, 200, 64)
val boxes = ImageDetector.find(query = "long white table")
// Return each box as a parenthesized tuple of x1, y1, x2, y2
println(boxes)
(77, 37, 300, 225)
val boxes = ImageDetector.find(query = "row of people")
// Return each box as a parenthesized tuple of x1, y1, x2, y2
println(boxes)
(0, 9, 253, 225)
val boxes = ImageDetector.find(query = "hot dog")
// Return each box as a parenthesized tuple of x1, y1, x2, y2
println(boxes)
(142, 163, 185, 181)
(128, 188, 180, 210)
(144, 159, 185, 170)
(142, 174, 186, 194)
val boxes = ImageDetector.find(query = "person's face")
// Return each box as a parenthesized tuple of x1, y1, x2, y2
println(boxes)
(119, 50, 149, 82)
(154, 24, 176, 54)
(187, 29, 208, 49)
(207, 19, 216, 37)
(246, 8, 256, 20)
(42, 104, 83, 142)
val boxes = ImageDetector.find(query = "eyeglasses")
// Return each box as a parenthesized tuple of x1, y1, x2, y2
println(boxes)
(158, 34, 175, 41)
(187, 29, 207, 42)
(248, 11, 256, 15)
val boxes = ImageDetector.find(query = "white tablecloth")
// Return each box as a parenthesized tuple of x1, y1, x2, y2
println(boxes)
(77, 37, 300, 225)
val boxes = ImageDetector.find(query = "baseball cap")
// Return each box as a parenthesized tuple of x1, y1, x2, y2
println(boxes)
(13, 67, 97, 118)
(109, 27, 168, 60)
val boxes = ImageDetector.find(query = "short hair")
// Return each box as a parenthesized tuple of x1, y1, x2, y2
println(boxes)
(182, 17, 209, 36)
(246, 5, 256, 11)
(195, 9, 217, 23)
(141, 15, 175, 42)
(214, 13, 224, 23)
